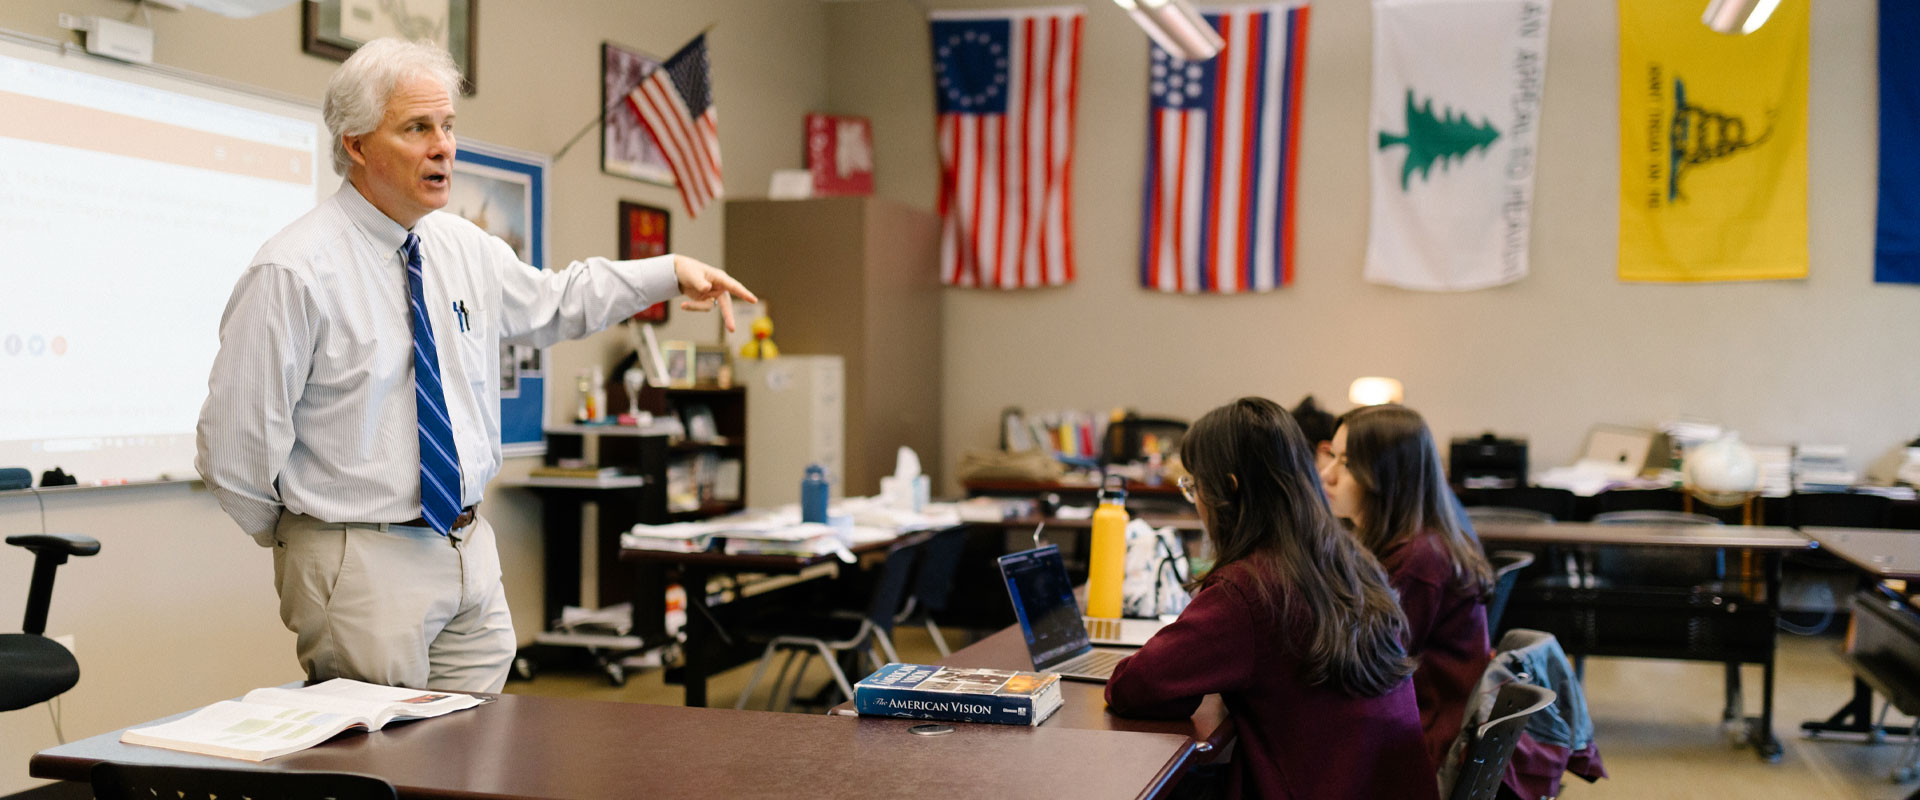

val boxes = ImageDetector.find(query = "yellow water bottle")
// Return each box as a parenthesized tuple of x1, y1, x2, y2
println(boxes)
(1087, 475, 1129, 619)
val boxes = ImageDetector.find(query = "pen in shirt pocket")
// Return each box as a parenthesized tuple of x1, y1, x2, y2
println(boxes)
(452, 300, 471, 332)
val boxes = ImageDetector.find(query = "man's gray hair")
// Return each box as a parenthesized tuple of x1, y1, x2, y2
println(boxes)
(322, 38, 462, 175)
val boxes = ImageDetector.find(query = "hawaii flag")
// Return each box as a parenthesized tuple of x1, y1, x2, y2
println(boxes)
(932, 7, 1083, 288)
(1366, 0, 1549, 291)
(1618, 0, 1808, 282)
(1141, 3, 1309, 294)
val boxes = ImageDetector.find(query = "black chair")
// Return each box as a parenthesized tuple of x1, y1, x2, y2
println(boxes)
(1447, 683, 1557, 800)
(735, 536, 925, 711)
(1485, 550, 1536, 635)
(895, 527, 970, 657)
(1464, 487, 1578, 521)
(1, 533, 100, 713)
(92, 762, 397, 800)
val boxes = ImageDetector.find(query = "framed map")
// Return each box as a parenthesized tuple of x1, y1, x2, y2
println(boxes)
(304, 0, 478, 94)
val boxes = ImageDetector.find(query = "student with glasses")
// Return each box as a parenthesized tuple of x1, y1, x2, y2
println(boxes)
(1106, 397, 1437, 800)
(1321, 404, 1494, 775)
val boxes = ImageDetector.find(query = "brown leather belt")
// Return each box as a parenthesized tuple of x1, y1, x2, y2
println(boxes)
(397, 504, 478, 531)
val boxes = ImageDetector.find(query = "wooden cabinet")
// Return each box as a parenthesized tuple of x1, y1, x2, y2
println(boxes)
(723, 197, 942, 497)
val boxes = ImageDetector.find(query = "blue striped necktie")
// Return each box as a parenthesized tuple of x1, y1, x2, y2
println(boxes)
(402, 233, 462, 535)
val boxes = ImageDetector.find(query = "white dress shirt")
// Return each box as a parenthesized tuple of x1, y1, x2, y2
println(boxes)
(197, 182, 679, 544)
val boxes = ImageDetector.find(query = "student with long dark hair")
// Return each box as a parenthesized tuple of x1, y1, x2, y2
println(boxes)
(1106, 398, 1436, 799)
(1322, 404, 1494, 772)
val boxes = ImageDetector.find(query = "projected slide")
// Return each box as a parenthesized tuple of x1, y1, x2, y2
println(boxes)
(0, 51, 323, 483)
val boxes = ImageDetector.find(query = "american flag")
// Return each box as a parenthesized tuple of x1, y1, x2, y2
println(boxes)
(1141, 4, 1309, 293)
(932, 9, 1083, 288)
(626, 34, 722, 218)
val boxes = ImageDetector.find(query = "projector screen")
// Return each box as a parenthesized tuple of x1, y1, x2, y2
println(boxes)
(0, 37, 336, 485)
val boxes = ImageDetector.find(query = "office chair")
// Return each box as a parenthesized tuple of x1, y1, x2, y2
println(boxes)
(894, 527, 970, 657)
(1, 533, 100, 713)
(736, 536, 924, 711)
(1465, 506, 1554, 525)
(1485, 550, 1536, 636)
(92, 762, 397, 800)
(1447, 683, 1557, 800)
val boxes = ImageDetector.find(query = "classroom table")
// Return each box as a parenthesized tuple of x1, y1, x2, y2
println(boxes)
(620, 527, 944, 707)
(1797, 527, 1920, 742)
(1476, 521, 1808, 761)
(30, 691, 1196, 799)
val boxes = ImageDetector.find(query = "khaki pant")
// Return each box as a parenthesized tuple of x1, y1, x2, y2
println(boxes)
(271, 511, 515, 692)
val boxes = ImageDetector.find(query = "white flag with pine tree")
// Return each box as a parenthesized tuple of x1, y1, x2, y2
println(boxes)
(1366, 0, 1551, 291)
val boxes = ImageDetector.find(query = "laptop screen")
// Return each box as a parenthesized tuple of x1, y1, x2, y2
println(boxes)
(999, 546, 1092, 667)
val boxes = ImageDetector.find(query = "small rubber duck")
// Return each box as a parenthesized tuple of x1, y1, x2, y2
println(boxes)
(740, 314, 779, 359)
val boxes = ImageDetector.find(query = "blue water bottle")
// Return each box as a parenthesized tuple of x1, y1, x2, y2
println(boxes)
(801, 464, 830, 523)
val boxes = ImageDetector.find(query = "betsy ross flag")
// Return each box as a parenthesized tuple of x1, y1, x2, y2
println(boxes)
(626, 34, 722, 218)
(1141, 3, 1309, 294)
(932, 8, 1084, 288)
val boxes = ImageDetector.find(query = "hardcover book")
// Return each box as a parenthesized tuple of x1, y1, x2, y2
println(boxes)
(854, 663, 1063, 727)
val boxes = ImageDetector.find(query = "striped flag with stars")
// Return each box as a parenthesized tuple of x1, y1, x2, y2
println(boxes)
(626, 33, 723, 218)
(1141, 3, 1309, 294)
(931, 7, 1084, 289)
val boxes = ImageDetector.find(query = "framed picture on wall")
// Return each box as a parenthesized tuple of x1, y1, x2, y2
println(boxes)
(450, 138, 548, 455)
(619, 201, 672, 323)
(603, 42, 676, 185)
(303, 0, 479, 94)
(662, 340, 697, 389)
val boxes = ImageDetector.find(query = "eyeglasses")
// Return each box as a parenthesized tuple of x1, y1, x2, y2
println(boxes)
(1178, 475, 1198, 504)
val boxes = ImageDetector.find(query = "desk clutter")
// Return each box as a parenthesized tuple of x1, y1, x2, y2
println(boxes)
(623, 498, 963, 560)
(118, 679, 483, 762)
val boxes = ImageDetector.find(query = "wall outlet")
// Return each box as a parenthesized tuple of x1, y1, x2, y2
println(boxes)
(52, 634, 75, 657)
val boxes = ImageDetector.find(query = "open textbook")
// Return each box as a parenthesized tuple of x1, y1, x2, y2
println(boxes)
(120, 679, 485, 761)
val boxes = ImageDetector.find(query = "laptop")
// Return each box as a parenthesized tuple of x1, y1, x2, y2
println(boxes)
(998, 545, 1148, 682)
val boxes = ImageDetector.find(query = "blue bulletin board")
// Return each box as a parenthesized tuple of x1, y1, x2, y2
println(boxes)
(450, 139, 549, 456)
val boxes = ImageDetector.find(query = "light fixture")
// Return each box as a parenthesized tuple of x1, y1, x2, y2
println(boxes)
(1113, 0, 1224, 62)
(1348, 377, 1404, 407)
(1702, 0, 1783, 35)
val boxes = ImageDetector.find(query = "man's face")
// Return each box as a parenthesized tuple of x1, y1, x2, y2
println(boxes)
(346, 74, 455, 227)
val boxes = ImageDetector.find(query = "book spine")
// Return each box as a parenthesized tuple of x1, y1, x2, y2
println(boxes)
(854, 686, 1040, 726)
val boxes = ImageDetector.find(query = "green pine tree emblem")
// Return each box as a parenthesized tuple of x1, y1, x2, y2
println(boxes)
(1377, 89, 1501, 190)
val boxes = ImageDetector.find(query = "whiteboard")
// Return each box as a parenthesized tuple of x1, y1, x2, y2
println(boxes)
(0, 32, 337, 485)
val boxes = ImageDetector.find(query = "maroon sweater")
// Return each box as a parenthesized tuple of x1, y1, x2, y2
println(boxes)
(1106, 562, 1437, 800)
(1378, 531, 1492, 772)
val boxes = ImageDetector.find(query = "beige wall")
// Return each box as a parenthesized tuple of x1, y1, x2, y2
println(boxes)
(0, 1, 827, 792)
(827, 0, 1920, 494)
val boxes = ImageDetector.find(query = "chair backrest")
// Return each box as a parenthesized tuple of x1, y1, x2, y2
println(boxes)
(1464, 487, 1578, 520)
(912, 527, 971, 614)
(1589, 510, 1721, 526)
(92, 762, 398, 800)
(1791, 492, 1893, 528)
(1466, 506, 1554, 525)
(865, 537, 926, 633)
(1, 533, 99, 713)
(1484, 550, 1536, 635)
(1448, 683, 1557, 800)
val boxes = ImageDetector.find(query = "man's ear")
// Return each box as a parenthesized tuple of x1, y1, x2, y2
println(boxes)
(342, 133, 368, 169)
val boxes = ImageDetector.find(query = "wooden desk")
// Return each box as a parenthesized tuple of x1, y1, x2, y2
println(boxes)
(1476, 521, 1806, 762)
(31, 692, 1195, 799)
(1802, 527, 1920, 580)
(1795, 527, 1920, 743)
(621, 529, 939, 707)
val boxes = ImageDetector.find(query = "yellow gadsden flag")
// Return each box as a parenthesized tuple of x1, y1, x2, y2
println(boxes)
(1617, 0, 1808, 282)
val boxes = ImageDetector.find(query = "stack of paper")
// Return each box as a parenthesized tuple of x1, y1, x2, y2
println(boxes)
(1794, 445, 1857, 493)
(1749, 445, 1793, 498)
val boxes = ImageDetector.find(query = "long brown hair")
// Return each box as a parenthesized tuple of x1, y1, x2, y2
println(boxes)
(1180, 397, 1413, 698)
(1338, 404, 1494, 595)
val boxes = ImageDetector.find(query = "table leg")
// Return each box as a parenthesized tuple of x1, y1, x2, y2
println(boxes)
(1802, 678, 1915, 741)
(1748, 551, 1783, 762)
(679, 566, 716, 707)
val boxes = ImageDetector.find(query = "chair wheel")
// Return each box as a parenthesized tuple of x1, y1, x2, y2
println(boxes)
(510, 656, 536, 682)
(1891, 766, 1915, 783)
(605, 662, 627, 687)
(1722, 719, 1749, 748)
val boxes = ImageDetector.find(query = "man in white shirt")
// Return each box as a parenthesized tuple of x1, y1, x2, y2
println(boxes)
(195, 38, 755, 692)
